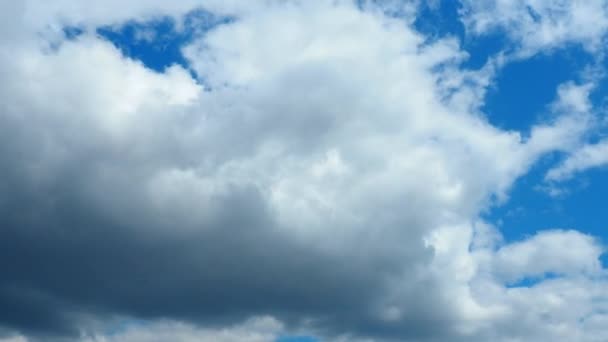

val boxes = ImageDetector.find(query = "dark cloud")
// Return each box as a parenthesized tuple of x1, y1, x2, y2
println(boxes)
(0, 167, 441, 340)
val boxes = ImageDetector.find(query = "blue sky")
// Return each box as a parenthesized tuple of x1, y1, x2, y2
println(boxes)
(3, 1, 608, 342)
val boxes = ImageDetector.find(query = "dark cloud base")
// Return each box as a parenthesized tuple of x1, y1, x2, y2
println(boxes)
(0, 171, 446, 340)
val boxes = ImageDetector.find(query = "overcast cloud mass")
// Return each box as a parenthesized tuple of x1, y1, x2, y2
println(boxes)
(1, 1, 608, 341)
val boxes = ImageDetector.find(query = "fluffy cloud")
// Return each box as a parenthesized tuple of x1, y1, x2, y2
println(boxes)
(491, 229, 603, 282)
(0, 1, 607, 342)
(426, 223, 608, 342)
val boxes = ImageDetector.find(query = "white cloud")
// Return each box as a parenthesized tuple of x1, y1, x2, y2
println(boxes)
(460, 0, 608, 57)
(540, 82, 608, 182)
(546, 139, 608, 181)
(0, 1, 606, 342)
(427, 223, 608, 342)
(527, 82, 595, 154)
(492, 229, 603, 282)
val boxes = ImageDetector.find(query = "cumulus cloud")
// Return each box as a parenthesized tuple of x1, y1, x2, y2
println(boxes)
(0, 1, 607, 342)
(426, 223, 608, 342)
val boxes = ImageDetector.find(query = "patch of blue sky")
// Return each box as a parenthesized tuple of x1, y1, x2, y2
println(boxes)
(482, 45, 594, 133)
(414, 0, 507, 70)
(414, 1, 596, 131)
(483, 156, 608, 250)
(481, 46, 608, 245)
(414, 0, 464, 42)
(415, 2, 608, 249)
(96, 9, 232, 75)
(505, 272, 563, 289)
(62, 26, 84, 40)
(97, 17, 189, 72)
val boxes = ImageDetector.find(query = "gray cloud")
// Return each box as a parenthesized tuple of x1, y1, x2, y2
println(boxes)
(1, 1, 607, 342)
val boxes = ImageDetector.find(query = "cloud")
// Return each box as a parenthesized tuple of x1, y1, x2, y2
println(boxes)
(460, 0, 608, 57)
(0, 1, 607, 342)
(492, 229, 603, 283)
(540, 81, 608, 182)
(546, 139, 608, 181)
(426, 223, 608, 342)
(88, 317, 283, 342)
(1, 317, 283, 342)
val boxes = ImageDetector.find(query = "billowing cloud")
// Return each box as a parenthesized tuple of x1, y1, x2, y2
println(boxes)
(1, 1, 607, 342)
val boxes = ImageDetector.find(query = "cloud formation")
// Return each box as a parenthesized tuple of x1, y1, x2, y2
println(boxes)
(461, 0, 608, 56)
(1, 1, 607, 342)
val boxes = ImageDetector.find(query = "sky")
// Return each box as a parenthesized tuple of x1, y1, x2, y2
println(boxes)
(2, 1, 608, 341)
